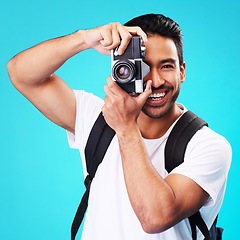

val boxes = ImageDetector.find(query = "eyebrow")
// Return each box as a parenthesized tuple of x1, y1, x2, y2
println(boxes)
(144, 58, 177, 67)
(159, 58, 177, 65)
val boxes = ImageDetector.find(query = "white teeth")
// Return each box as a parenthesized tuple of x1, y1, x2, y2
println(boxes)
(149, 92, 166, 99)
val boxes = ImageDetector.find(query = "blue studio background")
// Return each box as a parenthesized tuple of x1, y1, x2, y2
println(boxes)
(0, 0, 239, 239)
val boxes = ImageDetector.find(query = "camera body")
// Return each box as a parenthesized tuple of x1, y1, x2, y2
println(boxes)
(111, 36, 150, 94)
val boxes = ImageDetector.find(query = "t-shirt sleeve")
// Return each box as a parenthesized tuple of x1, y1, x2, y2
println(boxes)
(170, 126, 232, 206)
(67, 90, 104, 160)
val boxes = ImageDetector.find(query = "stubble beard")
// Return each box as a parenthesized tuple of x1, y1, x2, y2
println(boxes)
(141, 85, 181, 119)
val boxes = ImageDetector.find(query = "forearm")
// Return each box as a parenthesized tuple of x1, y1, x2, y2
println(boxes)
(7, 30, 88, 86)
(6, 23, 144, 133)
(117, 126, 177, 233)
(7, 23, 147, 88)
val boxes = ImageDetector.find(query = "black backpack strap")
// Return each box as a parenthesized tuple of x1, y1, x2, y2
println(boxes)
(71, 112, 115, 240)
(85, 112, 115, 176)
(165, 111, 208, 173)
(208, 216, 223, 240)
(189, 212, 210, 240)
(164, 111, 210, 239)
(71, 187, 89, 240)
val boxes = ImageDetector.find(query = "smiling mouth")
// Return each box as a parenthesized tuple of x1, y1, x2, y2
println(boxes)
(148, 91, 167, 101)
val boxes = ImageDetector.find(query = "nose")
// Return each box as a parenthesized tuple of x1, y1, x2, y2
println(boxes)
(144, 68, 165, 89)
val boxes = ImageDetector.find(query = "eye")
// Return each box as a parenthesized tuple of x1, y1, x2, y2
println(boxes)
(162, 64, 174, 69)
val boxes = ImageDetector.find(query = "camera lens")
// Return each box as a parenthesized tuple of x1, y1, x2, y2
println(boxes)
(118, 66, 130, 79)
(112, 60, 136, 83)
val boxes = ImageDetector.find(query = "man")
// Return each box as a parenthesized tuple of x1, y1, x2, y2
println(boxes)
(7, 14, 231, 240)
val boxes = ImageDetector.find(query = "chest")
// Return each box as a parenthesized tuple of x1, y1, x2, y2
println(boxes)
(93, 136, 168, 187)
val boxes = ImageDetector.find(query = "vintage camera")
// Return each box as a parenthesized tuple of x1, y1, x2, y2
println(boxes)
(111, 36, 150, 94)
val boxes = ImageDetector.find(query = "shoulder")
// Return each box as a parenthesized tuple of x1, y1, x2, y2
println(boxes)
(171, 125, 232, 205)
(186, 126, 232, 167)
(175, 106, 232, 166)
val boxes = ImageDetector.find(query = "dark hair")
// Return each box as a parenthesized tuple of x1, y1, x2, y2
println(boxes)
(124, 13, 183, 66)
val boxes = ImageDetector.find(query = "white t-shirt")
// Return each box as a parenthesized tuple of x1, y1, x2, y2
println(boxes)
(67, 90, 232, 240)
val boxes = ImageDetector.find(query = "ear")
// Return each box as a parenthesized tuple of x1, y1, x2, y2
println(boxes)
(180, 61, 186, 83)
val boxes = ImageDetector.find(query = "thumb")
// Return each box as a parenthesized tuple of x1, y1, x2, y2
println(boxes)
(136, 80, 152, 106)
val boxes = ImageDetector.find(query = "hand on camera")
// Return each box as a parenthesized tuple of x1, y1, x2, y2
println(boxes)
(82, 22, 147, 56)
(102, 76, 152, 134)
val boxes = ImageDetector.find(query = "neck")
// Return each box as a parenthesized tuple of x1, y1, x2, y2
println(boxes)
(137, 103, 183, 139)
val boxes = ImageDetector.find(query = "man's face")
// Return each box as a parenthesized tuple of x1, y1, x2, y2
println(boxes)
(142, 35, 186, 119)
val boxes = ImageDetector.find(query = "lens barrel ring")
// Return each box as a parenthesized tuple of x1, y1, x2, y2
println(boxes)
(112, 60, 136, 83)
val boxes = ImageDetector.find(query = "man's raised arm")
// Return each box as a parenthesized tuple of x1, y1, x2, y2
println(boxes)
(7, 23, 147, 133)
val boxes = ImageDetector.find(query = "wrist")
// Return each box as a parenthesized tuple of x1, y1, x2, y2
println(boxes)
(116, 123, 141, 141)
(70, 29, 90, 52)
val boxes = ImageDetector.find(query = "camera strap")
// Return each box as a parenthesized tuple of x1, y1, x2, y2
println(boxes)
(71, 110, 221, 240)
